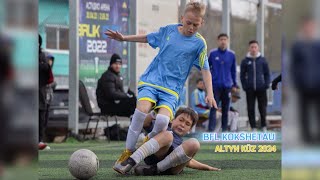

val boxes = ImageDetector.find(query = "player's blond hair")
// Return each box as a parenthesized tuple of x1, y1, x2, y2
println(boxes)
(184, 1, 206, 18)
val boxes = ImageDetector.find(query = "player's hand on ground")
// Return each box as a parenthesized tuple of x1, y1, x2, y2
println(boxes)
(205, 96, 217, 109)
(209, 167, 221, 171)
(104, 29, 124, 41)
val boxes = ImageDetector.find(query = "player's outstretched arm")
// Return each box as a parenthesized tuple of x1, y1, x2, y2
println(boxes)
(187, 159, 221, 171)
(201, 69, 217, 109)
(104, 29, 147, 43)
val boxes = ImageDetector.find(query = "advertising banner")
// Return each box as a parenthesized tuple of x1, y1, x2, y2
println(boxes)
(79, 0, 130, 111)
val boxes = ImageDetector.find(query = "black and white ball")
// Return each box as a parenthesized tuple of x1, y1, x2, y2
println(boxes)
(68, 149, 99, 180)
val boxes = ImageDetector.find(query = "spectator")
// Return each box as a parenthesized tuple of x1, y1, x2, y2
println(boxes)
(240, 40, 270, 132)
(96, 53, 136, 117)
(190, 79, 210, 119)
(208, 33, 238, 132)
(291, 16, 320, 143)
(190, 79, 210, 133)
(44, 53, 57, 135)
(39, 34, 52, 149)
(0, 34, 13, 171)
(214, 89, 241, 132)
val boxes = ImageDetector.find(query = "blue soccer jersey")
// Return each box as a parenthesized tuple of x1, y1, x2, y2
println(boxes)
(139, 24, 209, 100)
(191, 88, 210, 118)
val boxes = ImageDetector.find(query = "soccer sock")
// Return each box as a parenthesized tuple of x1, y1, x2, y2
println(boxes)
(130, 138, 160, 164)
(157, 145, 191, 172)
(149, 110, 157, 119)
(125, 109, 147, 152)
(147, 114, 170, 139)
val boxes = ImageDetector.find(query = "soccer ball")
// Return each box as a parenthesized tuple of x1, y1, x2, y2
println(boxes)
(68, 149, 99, 180)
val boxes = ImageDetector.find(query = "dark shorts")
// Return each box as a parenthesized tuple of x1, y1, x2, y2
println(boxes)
(144, 146, 183, 175)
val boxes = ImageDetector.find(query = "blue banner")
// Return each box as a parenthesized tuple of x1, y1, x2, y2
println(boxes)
(78, 0, 130, 111)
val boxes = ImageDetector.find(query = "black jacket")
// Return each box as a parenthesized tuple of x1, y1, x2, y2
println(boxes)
(96, 67, 128, 107)
(240, 53, 270, 91)
(291, 41, 320, 93)
(39, 51, 50, 110)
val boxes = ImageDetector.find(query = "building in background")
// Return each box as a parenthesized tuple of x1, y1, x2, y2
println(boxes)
(39, 0, 69, 88)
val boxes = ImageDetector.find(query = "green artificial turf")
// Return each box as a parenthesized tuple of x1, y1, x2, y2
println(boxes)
(39, 139, 281, 180)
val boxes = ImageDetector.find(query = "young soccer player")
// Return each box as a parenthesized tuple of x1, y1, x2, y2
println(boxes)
(105, 1, 217, 167)
(113, 107, 221, 175)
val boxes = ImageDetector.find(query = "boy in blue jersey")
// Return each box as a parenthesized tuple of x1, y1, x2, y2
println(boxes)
(105, 1, 217, 168)
(191, 78, 210, 119)
(114, 107, 221, 175)
(208, 33, 238, 132)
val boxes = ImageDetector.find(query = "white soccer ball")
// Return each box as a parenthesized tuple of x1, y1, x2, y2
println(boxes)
(68, 149, 99, 180)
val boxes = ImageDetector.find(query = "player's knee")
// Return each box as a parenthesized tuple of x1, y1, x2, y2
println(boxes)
(183, 138, 200, 156)
(159, 131, 173, 144)
(136, 101, 153, 113)
(164, 131, 173, 142)
(136, 105, 149, 114)
(156, 131, 173, 145)
(189, 138, 200, 151)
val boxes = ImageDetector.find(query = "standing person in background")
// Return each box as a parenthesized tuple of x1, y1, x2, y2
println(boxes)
(0, 35, 13, 174)
(214, 89, 241, 132)
(240, 40, 270, 132)
(44, 54, 56, 137)
(208, 33, 238, 132)
(291, 16, 320, 143)
(39, 34, 52, 150)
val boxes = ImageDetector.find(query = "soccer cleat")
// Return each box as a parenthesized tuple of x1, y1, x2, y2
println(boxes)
(114, 149, 132, 165)
(113, 157, 136, 175)
(133, 164, 158, 176)
(38, 142, 47, 150)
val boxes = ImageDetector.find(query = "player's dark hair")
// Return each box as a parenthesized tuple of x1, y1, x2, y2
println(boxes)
(174, 107, 198, 128)
(249, 40, 259, 45)
(218, 33, 228, 39)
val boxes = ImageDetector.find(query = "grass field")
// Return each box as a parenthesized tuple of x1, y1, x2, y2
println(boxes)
(39, 139, 281, 180)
